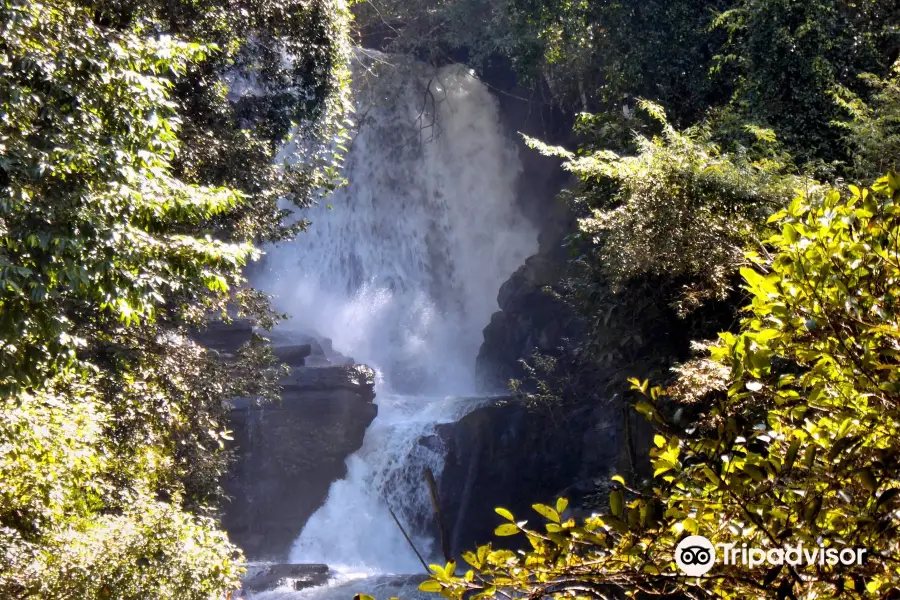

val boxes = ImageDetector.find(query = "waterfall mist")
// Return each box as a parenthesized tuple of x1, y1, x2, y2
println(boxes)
(257, 54, 537, 395)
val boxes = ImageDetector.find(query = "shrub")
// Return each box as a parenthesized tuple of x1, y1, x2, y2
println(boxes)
(423, 173, 900, 599)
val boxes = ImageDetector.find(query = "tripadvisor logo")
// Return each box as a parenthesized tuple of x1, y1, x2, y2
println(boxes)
(675, 535, 867, 576)
(675, 535, 716, 576)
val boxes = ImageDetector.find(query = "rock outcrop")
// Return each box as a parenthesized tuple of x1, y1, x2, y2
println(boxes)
(241, 563, 330, 594)
(433, 397, 629, 556)
(273, 344, 312, 366)
(265, 329, 355, 367)
(475, 209, 580, 392)
(467, 60, 586, 395)
(191, 318, 255, 352)
(195, 321, 378, 560)
(278, 363, 377, 404)
(222, 363, 378, 559)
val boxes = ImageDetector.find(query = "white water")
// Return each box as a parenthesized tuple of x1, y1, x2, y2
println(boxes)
(289, 394, 485, 573)
(253, 54, 536, 583)
(261, 55, 536, 394)
(248, 572, 431, 600)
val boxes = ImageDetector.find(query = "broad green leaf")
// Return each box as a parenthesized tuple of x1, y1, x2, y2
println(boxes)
(494, 524, 519, 536)
(532, 503, 560, 523)
(418, 580, 443, 593)
(495, 507, 514, 521)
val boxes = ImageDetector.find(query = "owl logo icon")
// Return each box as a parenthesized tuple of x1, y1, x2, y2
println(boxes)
(675, 535, 716, 576)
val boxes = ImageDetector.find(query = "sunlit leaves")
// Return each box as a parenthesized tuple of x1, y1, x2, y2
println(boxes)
(833, 59, 900, 183)
(424, 174, 900, 599)
(493, 523, 519, 536)
(494, 507, 514, 521)
(0, 0, 352, 596)
(559, 103, 801, 316)
(0, 0, 257, 387)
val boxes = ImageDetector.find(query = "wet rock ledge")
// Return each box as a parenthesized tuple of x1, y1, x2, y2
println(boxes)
(241, 563, 330, 595)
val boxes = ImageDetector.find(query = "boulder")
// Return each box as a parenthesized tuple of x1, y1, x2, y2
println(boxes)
(262, 329, 355, 367)
(280, 363, 376, 403)
(242, 564, 330, 594)
(222, 364, 378, 559)
(434, 398, 627, 556)
(496, 255, 560, 312)
(476, 276, 581, 392)
(191, 318, 254, 353)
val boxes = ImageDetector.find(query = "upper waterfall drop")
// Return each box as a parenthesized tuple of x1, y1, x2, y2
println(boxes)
(257, 54, 538, 394)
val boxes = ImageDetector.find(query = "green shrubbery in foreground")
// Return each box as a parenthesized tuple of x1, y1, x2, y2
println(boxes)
(420, 174, 900, 597)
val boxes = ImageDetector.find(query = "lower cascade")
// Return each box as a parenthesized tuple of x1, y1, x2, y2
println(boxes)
(289, 394, 484, 573)
(251, 53, 537, 588)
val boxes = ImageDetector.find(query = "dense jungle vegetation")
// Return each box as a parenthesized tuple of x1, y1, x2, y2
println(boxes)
(0, 0, 352, 596)
(2, 0, 900, 597)
(379, 0, 900, 598)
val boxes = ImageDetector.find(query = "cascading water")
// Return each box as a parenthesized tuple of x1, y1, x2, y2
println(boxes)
(289, 394, 482, 573)
(253, 53, 537, 586)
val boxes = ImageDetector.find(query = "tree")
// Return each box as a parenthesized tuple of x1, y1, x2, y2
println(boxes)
(0, 0, 352, 596)
(360, 0, 898, 169)
(528, 101, 800, 317)
(713, 0, 900, 166)
(354, 0, 731, 121)
(834, 59, 900, 183)
(421, 173, 900, 598)
(90, 0, 355, 243)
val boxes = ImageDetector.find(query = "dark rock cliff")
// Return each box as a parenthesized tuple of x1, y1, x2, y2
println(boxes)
(436, 398, 649, 556)
(197, 321, 378, 560)
(433, 397, 641, 556)
(475, 244, 579, 393)
(222, 363, 377, 560)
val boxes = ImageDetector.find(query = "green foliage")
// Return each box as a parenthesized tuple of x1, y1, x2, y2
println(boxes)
(97, 0, 356, 243)
(514, 0, 733, 120)
(369, 0, 898, 169)
(2, 0, 246, 388)
(713, 0, 899, 165)
(424, 174, 900, 598)
(353, 0, 503, 65)
(356, 0, 730, 120)
(1, 379, 240, 597)
(0, 0, 352, 596)
(834, 60, 900, 183)
(530, 102, 800, 316)
(363, 2, 900, 597)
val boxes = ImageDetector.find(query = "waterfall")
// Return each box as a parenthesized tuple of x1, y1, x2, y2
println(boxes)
(255, 53, 537, 575)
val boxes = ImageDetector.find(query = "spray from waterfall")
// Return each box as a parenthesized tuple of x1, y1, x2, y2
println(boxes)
(259, 54, 536, 394)
(254, 53, 537, 574)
